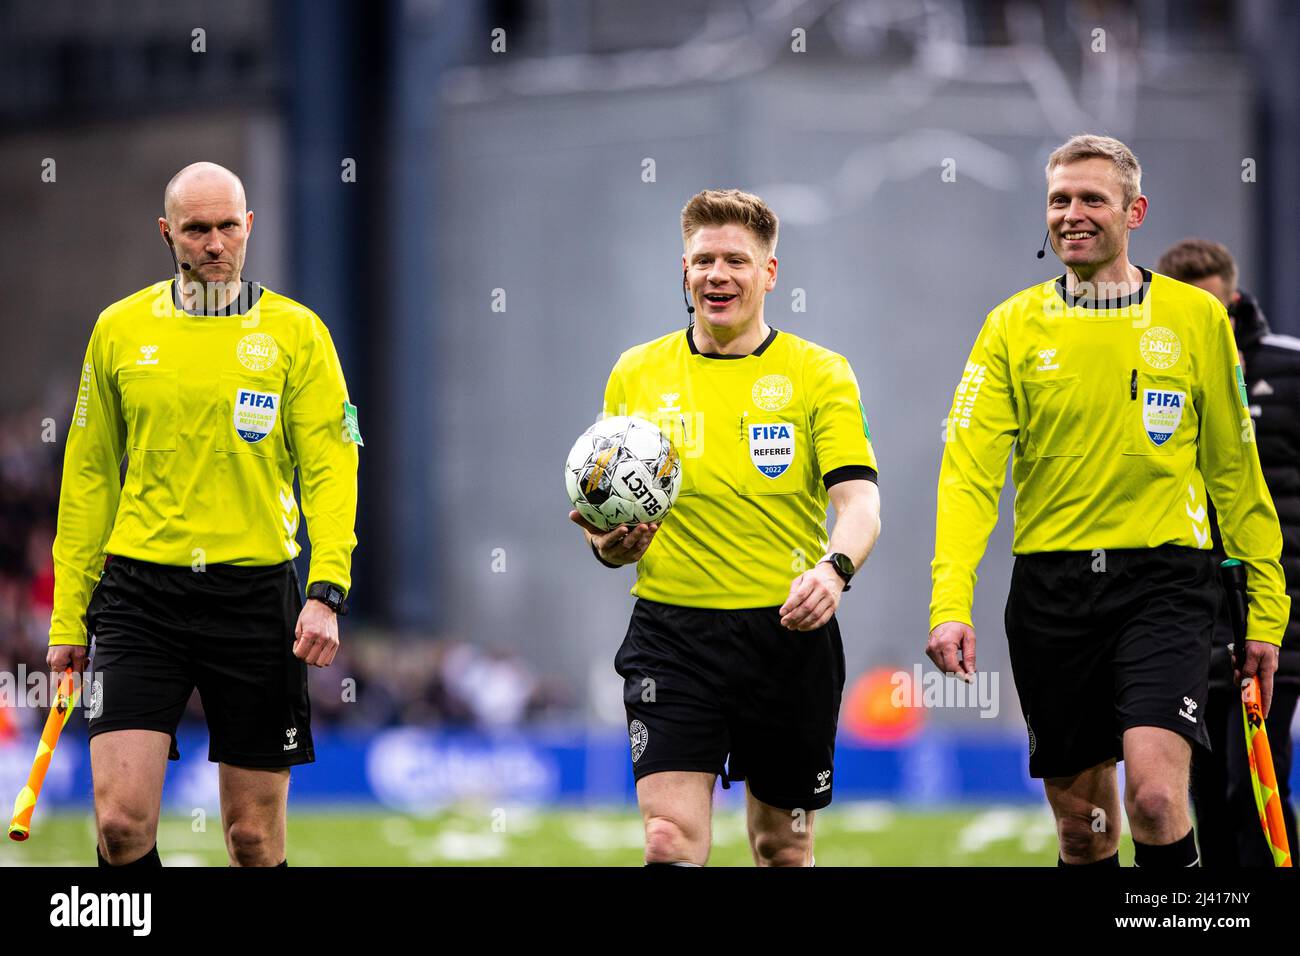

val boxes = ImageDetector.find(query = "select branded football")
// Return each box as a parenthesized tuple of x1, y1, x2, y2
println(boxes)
(564, 416, 681, 531)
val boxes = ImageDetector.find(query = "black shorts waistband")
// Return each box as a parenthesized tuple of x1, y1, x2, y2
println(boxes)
(1013, 545, 1211, 565)
(633, 597, 784, 617)
(105, 554, 299, 590)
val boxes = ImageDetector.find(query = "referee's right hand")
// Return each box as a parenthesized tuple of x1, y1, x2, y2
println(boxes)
(46, 643, 88, 675)
(927, 621, 976, 683)
(569, 511, 659, 565)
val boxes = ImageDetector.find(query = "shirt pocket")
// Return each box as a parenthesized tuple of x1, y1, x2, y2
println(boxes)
(738, 418, 804, 496)
(118, 367, 179, 452)
(1124, 371, 1193, 457)
(217, 371, 283, 458)
(1022, 375, 1084, 459)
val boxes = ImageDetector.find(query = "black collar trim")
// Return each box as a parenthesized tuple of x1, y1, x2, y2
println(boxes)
(1055, 267, 1151, 309)
(686, 324, 778, 359)
(172, 279, 263, 316)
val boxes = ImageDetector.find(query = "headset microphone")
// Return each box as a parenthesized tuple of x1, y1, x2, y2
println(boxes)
(1036, 230, 1050, 259)
(682, 269, 695, 328)
(163, 233, 192, 273)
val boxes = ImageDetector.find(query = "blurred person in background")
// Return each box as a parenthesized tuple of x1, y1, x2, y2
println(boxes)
(1158, 237, 1300, 866)
(440, 642, 538, 728)
(46, 161, 360, 866)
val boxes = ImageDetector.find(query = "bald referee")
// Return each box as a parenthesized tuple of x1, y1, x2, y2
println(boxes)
(929, 136, 1287, 867)
(47, 162, 360, 867)
(571, 189, 882, 866)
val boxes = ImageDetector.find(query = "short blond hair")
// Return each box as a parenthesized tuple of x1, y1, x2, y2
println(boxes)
(1157, 237, 1238, 292)
(681, 188, 778, 261)
(1045, 134, 1142, 208)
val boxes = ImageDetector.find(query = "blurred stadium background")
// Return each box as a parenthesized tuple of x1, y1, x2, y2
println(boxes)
(1, 0, 1297, 865)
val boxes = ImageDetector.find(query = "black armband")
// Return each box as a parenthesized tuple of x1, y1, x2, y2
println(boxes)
(823, 465, 878, 490)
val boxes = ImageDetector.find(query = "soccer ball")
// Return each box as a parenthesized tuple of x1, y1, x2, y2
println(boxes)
(565, 416, 681, 531)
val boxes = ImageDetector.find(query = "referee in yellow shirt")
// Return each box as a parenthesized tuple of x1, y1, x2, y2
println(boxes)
(571, 189, 882, 866)
(929, 136, 1287, 867)
(46, 162, 361, 867)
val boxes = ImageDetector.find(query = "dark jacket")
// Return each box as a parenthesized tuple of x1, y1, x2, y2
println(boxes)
(1212, 290, 1300, 686)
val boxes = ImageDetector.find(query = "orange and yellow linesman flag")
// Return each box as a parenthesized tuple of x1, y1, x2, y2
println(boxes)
(1220, 559, 1293, 868)
(1241, 675, 1293, 867)
(8, 668, 81, 842)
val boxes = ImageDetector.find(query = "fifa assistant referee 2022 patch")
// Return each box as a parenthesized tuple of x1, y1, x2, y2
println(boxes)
(233, 388, 280, 444)
(1141, 388, 1185, 447)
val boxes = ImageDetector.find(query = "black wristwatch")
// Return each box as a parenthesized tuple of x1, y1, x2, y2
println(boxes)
(819, 552, 855, 591)
(307, 581, 348, 615)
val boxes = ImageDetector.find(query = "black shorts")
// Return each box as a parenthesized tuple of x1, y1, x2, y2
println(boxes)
(614, 598, 845, 811)
(86, 555, 313, 768)
(1004, 545, 1216, 779)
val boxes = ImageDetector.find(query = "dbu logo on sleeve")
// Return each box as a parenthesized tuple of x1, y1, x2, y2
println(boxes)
(233, 389, 280, 443)
(1142, 389, 1185, 446)
(749, 422, 795, 478)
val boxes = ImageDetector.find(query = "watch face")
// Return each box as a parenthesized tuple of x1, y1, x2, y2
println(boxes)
(832, 554, 854, 577)
(311, 584, 342, 608)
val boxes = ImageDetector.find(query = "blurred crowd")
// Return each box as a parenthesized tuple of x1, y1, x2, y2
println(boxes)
(0, 398, 570, 737)
(306, 635, 572, 730)
(0, 406, 61, 742)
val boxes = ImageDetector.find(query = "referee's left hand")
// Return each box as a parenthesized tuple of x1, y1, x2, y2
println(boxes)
(294, 599, 339, 667)
(1237, 640, 1280, 718)
(780, 563, 843, 631)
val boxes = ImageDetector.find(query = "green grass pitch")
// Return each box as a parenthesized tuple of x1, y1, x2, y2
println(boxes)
(2, 803, 1135, 866)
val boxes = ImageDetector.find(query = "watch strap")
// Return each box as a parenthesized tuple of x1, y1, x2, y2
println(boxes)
(819, 552, 854, 591)
(307, 581, 349, 615)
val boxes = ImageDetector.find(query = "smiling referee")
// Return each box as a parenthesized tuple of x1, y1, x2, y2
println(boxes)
(571, 189, 882, 867)
(46, 162, 360, 867)
(929, 136, 1287, 867)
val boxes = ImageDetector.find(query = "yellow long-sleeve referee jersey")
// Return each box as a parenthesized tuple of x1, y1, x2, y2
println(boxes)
(931, 269, 1289, 646)
(603, 325, 878, 608)
(50, 280, 360, 646)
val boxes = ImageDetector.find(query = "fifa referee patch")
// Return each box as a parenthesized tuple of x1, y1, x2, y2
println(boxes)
(1236, 365, 1248, 408)
(342, 401, 364, 446)
(748, 422, 794, 478)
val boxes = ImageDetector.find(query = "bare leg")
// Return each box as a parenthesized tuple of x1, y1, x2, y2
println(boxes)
(219, 764, 290, 867)
(1123, 726, 1192, 845)
(1043, 758, 1122, 863)
(635, 771, 715, 865)
(90, 729, 171, 864)
(745, 787, 814, 867)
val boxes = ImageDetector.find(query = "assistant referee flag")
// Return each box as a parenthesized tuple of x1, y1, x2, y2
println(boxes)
(50, 280, 360, 646)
